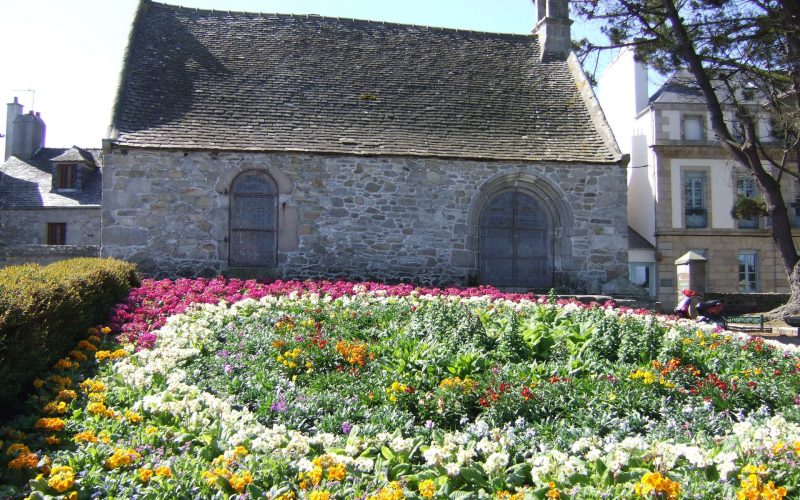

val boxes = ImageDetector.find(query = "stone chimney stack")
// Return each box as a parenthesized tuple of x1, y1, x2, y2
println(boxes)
(4, 103, 46, 161)
(5, 97, 24, 161)
(533, 0, 573, 61)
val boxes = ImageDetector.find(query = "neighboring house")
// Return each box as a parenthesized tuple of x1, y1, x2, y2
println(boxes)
(97, 0, 630, 292)
(598, 49, 799, 307)
(0, 98, 102, 267)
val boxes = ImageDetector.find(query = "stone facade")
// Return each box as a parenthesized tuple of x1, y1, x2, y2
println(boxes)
(0, 208, 100, 246)
(101, 150, 628, 292)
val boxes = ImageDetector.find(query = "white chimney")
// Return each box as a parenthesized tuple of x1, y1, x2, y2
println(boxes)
(5, 97, 24, 161)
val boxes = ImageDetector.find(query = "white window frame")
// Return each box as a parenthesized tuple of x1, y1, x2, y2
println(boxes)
(684, 172, 707, 228)
(682, 114, 705, 141)
(737, 251, 758, 293)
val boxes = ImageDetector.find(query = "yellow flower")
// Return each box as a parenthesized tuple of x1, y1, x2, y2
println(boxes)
(139, 468, 154, 482)
(146, 426, 159, 435)
(78, 340, 98, 351)
(101, 326, 112, 335)
(47, 465, 75, 493)
(418, 479, 437, 498)
(56, 390, 77, 402)
(275, 491, 297, 500)
(73, 431, 98, 444)
(87, 401, 108, 416)
(772, 442, 785, 455)
(327, 462, 346, 481)
(79, 379, 106, 393)
(635, 471, 680, 499)
(368, 481, 406, 500)
(309, 466, 323, 486)
(630, 369, 656, 385)
(88, 335, 101, 343)
(33, 379, 45, 388)
(125, 411, 143, 424)
(105, 448, 141, 469)
(309, 492, 331, 500)
(44, 401, 69, 415)
(230, 470, 253, 493)
(45, 435, 61, 445)
(155, 465, 173, 478)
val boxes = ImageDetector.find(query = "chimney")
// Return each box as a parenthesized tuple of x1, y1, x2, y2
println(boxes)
(5, 97, 23, 161)
(533, 0, 573, 61)
(8, 110, 46, 161)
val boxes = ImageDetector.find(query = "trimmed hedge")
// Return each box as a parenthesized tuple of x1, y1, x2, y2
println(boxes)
(0, 258, 139, 418)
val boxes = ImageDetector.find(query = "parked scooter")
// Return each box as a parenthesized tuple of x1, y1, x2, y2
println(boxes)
(674, 289, 725, 326)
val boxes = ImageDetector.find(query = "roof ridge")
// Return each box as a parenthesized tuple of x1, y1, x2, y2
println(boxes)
(147, 0, 534, 37)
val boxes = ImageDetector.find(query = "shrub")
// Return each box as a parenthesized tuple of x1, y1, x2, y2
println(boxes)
(0, 258, 138, 418)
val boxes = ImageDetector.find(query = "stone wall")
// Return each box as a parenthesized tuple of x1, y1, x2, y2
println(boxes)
(0, 244, 100, 268)
(101, 149, 628, 292)
(0, 208, 100, 245)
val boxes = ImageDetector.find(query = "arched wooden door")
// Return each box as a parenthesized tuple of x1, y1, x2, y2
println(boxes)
(229, 171, 277, 267)
(479, 191, 552, 288)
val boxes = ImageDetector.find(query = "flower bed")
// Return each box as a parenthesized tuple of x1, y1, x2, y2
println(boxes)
(2, 279, 799, 499)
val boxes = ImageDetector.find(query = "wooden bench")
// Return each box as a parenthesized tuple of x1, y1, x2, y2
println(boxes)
(723, 315, 766, 332)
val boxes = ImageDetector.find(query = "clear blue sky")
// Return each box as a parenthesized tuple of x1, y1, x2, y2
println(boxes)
(1, 0, 609, 157)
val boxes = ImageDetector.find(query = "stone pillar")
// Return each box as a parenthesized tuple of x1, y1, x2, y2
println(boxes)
(674, 251, 707, 297)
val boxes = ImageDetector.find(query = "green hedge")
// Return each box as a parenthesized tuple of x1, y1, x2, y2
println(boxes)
(0, 258, 139, 418)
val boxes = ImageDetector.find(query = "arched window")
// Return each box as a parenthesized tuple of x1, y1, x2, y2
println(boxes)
(229, 171, 277, 266)
(479, 190, 552, 288)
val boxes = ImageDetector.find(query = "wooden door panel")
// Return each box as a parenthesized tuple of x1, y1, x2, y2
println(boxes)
(479, 191, 552, 288)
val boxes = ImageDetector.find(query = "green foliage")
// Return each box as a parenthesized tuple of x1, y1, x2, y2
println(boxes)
(731, 194, 768, 220)
(0, 258, 138, 417)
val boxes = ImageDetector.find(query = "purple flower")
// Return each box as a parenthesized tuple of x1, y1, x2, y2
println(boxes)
(216, 350, 230, 358)
(271, 394, 287, 413)
(425, 420, 435, 429)
(341, 422, 353, 434)
(223, 364, 234, 374)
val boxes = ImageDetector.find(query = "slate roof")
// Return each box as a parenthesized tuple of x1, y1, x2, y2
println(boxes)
(0, 148, 102, 209)
(50, 146, 97, 164)
(650, 70, 761, 106)
(109, 0, 621, 163)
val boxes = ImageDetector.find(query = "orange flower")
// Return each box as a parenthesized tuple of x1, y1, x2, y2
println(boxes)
(35, 418, 66, 432)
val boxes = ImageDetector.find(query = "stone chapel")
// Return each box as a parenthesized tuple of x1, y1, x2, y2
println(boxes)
(100, 0, 629, 292)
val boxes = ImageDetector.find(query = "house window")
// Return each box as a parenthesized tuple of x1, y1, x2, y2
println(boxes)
(46, 223, 66, 245)
(683, 114, 705, 141)
(736, 177, 759, 229)
(738, 251, 758, 292)
(55, 164, 77, 189)
(628, 262, 655, 296)
(684, 172, 707, 228)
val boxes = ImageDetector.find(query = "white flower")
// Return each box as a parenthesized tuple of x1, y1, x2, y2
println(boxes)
(483, 452, 508, 475)
(423, 445, 446, 466)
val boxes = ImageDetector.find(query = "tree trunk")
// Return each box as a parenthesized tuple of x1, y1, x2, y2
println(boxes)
(770, 262, 800, 318)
